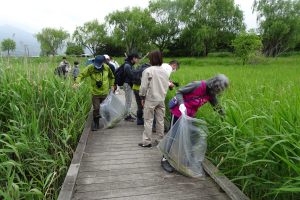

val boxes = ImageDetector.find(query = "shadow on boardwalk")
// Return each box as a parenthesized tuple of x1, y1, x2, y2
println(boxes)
(59, 92, 248, 200)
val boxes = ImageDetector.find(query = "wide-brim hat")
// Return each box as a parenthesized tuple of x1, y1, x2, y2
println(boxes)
(93, 55, 105, 69)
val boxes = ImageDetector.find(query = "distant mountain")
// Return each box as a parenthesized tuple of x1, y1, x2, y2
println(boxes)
(0, 25, 40, 56)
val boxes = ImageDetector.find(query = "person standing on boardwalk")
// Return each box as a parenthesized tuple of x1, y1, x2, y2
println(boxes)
(74, 55, 115, 131)
(131, 63, 151, 125)
(152, 60, 180, 132)
(162, 60, 180, 90)
(122, 53, 140, 122)
(161, 74, 229, 172)
(138, 51, 169, 148)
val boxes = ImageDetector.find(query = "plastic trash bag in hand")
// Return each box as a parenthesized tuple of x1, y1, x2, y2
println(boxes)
(158, 114, 208, 178)
(100, 92, 126, 128)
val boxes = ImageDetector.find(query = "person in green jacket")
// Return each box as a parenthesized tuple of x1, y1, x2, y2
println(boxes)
(74, 55, 115, 131)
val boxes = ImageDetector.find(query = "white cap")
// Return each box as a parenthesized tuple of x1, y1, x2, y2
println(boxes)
(103, 54, 110, 59)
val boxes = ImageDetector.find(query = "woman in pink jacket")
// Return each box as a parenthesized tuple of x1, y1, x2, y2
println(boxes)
(161, 74, 229, 172)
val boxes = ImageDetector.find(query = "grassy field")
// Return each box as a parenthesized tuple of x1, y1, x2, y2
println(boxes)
(167, 55, 300, 200)
(0, 55, 299, 199)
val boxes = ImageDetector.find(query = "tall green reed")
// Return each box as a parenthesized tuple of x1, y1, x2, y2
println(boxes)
(167, 56, 300, 200)
(0, 57, 90, 199)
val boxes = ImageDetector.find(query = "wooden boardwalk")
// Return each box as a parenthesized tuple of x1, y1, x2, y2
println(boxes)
(59, 92, 249, 200)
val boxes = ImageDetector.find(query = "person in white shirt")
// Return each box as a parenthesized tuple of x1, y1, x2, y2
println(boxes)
(162, 60, 180, 90)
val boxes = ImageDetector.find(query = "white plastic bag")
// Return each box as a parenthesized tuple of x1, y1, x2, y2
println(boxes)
(100, 92, 126, 128)
(158, 114, 208, 178)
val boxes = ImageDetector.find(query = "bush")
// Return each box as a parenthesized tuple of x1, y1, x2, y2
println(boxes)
(232, 32, 263, 65)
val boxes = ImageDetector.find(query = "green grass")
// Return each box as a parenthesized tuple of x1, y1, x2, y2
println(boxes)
(0, 55, 299, 199)
(167, 55, 300, 200)
(0, 57, 91, 199)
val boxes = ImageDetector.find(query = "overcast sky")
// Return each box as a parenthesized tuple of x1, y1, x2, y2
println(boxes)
(0, 0, 257, 34)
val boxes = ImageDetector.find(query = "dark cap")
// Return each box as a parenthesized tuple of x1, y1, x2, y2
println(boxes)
(128, 53, 141, 59)
(93, 55, 105, 69)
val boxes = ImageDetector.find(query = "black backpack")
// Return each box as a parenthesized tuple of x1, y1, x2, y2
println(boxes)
(131, 63, 151, 85)
(114, 63, 126, 86)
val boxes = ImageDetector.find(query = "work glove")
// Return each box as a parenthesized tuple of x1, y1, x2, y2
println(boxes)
(179, 104, 186, 115)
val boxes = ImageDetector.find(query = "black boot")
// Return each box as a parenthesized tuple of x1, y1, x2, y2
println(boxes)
(92, 117, 99, 131)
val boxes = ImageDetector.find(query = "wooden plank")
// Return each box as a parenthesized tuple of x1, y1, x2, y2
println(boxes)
(75, 176, 212, 192)
(82, 152, 159, 162)
(202, 159, 250, 200)
(73, 184, 224, 200)
(78, 162, 159, 172)
(93, 193, 228, 200)
(76, 167, 205, 179)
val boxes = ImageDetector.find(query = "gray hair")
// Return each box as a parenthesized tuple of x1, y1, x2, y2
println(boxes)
(206, 74, 229, 94)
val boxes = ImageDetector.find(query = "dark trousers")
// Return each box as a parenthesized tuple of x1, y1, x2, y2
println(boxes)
(92, 95, 106, 119)
(133, 89, 143, 120)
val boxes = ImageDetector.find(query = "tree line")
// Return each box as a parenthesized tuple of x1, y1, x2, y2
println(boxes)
(1, 0, 300, 58)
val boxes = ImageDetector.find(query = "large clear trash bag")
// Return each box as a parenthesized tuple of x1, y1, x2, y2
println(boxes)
(100, 92, 126, 128)
(158, 114, 208, 178)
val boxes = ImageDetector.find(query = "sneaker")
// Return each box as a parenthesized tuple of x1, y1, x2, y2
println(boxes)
(138, 143, 152, 148)
(161, 159, 174, 173)
(125, 115, 135, 122)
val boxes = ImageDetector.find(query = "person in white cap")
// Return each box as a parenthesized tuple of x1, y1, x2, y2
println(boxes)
(103, 54, 116, 74)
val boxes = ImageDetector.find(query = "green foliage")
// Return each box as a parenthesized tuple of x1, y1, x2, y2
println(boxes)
(106, 7, 155, 54)
(35, 28, 69, 56)
(73, 20, 107, 56)
(167, 55, 300, 200)
(254, 0, 300, 57)
(178, 0, 245, 56)
(65, 43, 84, 56)
(1, 38, 16, 56)
(0, 57, 90, 199)
(232, 32, 262, 65)
(148, 0, 181, 51)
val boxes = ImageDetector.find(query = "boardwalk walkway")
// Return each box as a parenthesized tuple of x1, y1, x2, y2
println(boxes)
(59, 92, 248, 200)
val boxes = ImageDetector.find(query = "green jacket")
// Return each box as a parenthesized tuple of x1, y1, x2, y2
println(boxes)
(76, 64, 115, 96)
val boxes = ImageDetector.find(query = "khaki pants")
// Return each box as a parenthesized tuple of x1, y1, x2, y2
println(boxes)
(142, 100, 165, 145)
(123, 83, 132, 116)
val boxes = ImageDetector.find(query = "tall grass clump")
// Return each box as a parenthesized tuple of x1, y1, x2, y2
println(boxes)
(0, 57, 91, 199)
(167, 56, 300, 200)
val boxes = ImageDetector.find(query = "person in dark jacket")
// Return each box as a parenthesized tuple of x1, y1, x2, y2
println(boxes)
(122, 53, 140, 121)
(131, 63, 151, 125)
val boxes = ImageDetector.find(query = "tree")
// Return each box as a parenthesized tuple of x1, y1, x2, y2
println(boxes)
(107, 7, 155, 54)
(73, 20, 107, 56)
(232, 32, 262, 65)
(35, 28, 69, 56)
(176, 0, 244, 56)
(1, 38, 16, 56)
(65, 42, 84, 56)
(254, 0, 300, 57)
(148, 0, 181, 52)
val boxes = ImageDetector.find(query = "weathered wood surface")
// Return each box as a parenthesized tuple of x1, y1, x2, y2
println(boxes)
(60, 91, 248, 200)
(71, 121, 229, 200)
